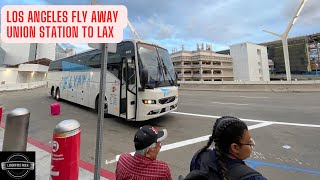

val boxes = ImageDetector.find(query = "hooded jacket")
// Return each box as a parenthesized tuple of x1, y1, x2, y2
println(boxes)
(184, 149, 267, 180)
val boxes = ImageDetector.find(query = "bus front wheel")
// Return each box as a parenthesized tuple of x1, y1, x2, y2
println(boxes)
(95, 96, 108, 115)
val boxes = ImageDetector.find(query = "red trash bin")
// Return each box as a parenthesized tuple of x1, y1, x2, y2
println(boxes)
(51, 103, 60, 115)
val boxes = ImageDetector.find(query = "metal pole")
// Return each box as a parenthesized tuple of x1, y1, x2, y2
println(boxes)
(94, 43, 108, 180)
(127, 20, 141, 40)
(263, 0, 307, 81)
(283, 0, 308, 36)
(2, 108, 30, 151)
(316, 42, 319, 75)
(282, 38, 292, 81)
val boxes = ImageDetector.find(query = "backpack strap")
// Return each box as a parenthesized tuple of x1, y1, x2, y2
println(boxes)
(227, 163, 261, 180)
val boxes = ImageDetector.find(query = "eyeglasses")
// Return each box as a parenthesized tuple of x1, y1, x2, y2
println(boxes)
(237, 138, 255, 149)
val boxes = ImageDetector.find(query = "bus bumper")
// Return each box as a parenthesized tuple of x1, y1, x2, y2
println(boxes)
(136, 103, 178, 121)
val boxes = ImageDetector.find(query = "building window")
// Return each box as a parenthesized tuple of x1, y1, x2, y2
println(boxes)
(213, 70, 221, 74)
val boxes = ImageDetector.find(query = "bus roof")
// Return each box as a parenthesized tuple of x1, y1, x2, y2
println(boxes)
(54, 39, 167, 61)
(123, 39, 166, 50)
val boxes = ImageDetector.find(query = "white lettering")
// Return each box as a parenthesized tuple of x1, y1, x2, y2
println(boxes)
(50, 165, 59, 180)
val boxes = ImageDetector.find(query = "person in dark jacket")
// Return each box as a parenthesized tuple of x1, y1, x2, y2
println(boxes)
(187, 116, 267, 180)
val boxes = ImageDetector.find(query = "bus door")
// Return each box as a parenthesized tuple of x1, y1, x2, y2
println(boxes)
(120, 56, 137, 120)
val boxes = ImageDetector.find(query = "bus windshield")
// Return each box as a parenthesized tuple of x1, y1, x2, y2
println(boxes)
(137, 43, 177, 87)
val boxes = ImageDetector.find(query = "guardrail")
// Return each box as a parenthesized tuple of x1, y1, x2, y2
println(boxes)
(178, 80, 320, 92)
(0, 81, 46, 92)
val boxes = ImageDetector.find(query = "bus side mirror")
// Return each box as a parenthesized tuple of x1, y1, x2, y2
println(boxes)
(140, 69, 149, 90)
(175, 72, 180, 87)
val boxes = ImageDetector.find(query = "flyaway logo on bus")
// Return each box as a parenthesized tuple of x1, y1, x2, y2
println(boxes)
(62, 75, 90, 90)
(160, 88, 170, 97)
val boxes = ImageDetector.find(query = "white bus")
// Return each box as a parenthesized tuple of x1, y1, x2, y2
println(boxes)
(47, 39, 179, 121)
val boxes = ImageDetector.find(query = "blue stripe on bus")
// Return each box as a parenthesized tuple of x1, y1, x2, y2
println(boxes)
(62, 61, 92, 71)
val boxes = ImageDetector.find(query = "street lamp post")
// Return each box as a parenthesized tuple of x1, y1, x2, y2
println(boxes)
(128, 20, 141, 40)
(263, 0, 308, 81)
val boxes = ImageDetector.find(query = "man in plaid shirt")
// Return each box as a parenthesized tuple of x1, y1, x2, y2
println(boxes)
(116, 125, 172, 180)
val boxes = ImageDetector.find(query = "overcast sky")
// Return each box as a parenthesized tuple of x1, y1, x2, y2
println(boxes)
(1, 0, 319, 53)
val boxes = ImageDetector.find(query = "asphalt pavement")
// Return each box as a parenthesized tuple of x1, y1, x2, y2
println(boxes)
(1, 87, 320, 179)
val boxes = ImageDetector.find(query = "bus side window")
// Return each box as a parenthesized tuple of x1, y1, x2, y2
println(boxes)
(122, 58, 127, 82)
(86, 51, 101, 68)
(127, 57, 136, 85)
(49, 61, 62, 71)
(107, 53, 121, 79)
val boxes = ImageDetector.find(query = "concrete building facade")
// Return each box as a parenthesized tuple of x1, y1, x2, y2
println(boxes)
(55, 44, 76, 60)
(171, 49, 233, 81)
(218, 33, 320, 74)
(230, 42, 270, 81)
(0, 64, 48, 85)
(0, 33, 56, 66)
(0, 42, 56, 65)
(260, 33, 320, 74)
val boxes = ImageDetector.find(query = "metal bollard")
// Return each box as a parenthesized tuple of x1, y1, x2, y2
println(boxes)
(50, 119, 81, 180)
(2, 108, 30, 151)
(0, 104, 2, 125)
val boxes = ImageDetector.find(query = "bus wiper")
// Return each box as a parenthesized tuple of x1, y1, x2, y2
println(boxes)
(160, 57, 176, 86)
(145, 82, 155, 89)
(156, 57, 166, 87)
(155, 80, 161, 85)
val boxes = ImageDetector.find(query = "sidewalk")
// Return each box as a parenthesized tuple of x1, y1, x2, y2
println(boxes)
(0, 127, 113, 180)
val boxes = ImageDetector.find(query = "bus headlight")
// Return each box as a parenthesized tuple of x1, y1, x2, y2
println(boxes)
(142, 100, 156, 104)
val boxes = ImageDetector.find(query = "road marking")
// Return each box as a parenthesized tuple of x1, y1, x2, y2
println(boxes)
(105, 159, 118, 164)
(171, 111, 320, 128)
(248, 122, 274, 130)
(236, 96, 269, 99)
(210, 102, 249, 106)
(105, 122, 272, 165)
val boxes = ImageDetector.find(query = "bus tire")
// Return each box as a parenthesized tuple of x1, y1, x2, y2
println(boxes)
(51, 87, 55, 98)
(55, 88, 60, 101)
(95, 96, 108, 115)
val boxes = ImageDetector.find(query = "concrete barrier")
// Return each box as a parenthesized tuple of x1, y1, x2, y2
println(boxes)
(178, 81, 320, 92)
(0, 81, 46, 92)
